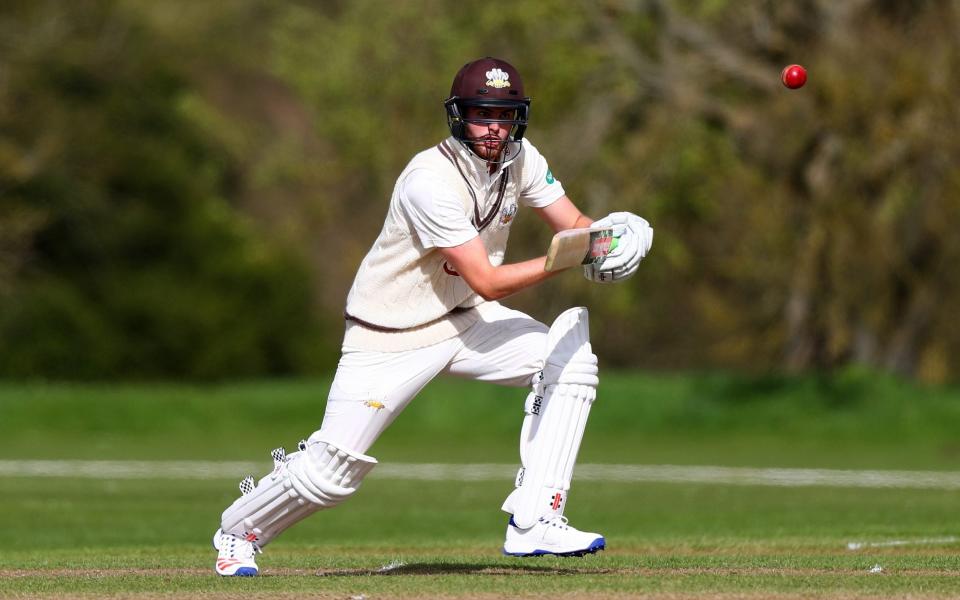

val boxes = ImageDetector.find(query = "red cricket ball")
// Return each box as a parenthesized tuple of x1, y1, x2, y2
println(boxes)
(781, 64, 807, 89)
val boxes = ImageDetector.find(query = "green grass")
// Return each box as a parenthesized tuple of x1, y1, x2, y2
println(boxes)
(4, 478, 959, 596)
(2, 369, 959, 467)
(2, 371, 960, 597)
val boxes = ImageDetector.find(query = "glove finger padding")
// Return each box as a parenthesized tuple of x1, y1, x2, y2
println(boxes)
(583, 212, 652, 283)
(600, 213, 650, 271)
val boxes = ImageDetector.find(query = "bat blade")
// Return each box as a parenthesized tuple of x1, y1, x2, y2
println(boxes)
(544, 227, 616, 272)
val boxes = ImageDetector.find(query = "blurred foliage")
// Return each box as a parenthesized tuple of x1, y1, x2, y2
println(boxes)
(0, 1, 325, 378)
(1, 0, 958, 381)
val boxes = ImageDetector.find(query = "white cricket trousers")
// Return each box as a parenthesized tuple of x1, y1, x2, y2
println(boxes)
(314, 303, 547, 454)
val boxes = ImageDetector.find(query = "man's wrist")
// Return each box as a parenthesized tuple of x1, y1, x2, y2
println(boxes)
(572, 215, 594, 229)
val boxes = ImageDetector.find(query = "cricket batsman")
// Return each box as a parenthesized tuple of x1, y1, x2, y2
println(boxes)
(212, 57, 653, 576)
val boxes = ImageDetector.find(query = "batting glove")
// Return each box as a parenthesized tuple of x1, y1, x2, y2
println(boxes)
(583, 212, 653, 283)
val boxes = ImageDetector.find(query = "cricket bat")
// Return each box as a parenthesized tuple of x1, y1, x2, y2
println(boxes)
(544, 227, 617, 272)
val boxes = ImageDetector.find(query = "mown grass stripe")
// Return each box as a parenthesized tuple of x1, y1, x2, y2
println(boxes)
(2, 460, 960, 489)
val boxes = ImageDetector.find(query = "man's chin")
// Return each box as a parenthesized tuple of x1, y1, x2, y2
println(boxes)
(470, 143, 505, 161)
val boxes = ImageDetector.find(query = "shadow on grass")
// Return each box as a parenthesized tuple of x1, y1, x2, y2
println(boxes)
(316, 562, 614, 577)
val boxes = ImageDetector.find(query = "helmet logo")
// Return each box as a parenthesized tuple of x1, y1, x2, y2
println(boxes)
(485, 68, 511, 89)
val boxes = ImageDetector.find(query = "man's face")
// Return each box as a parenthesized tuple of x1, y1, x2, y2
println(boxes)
(463, 105, 516, 161)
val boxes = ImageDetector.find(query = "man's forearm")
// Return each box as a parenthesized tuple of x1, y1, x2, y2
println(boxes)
(479, 256, 560, 301)
(478, 216, 595, 299)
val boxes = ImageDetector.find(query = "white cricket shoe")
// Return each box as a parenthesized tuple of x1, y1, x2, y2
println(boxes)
(502, 515, 605, 557)
(212, 528, 261, 576)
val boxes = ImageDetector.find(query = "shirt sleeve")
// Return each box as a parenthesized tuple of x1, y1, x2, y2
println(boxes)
(518, 138, 566, 208)
(399, 169, 478, 248)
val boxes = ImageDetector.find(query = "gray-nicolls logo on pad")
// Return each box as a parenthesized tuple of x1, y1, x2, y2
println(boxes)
(532, 395, 543, 415)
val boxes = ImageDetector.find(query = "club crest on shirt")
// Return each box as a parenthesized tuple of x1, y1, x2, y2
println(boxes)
(485, 68, 510, 89)
(500, 202, 517, 225)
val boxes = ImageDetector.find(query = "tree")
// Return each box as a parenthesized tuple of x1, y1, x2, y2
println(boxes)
(0, 1, 323, 378)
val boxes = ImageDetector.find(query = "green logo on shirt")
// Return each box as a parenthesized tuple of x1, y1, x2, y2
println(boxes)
(546, 170, 555, 184)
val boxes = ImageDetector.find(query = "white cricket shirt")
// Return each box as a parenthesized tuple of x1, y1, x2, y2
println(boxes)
(343, 136, 565, 351)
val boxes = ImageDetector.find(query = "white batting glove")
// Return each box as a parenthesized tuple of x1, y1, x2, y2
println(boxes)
(583, 212, 653, 283)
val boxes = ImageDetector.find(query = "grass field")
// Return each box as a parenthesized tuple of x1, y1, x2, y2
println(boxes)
(2, 371, 959, 598)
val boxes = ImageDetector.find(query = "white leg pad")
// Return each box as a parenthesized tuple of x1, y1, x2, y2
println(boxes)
(220, 439, 377, 547)
(502, 307, 598, 529)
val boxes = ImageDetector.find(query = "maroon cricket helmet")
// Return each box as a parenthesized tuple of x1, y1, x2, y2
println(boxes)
(444, 57, 531, 158)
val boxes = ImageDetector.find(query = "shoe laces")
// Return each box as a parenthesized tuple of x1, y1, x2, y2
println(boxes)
(540, 515, 570, 530)
(221, 533, 262, 559)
